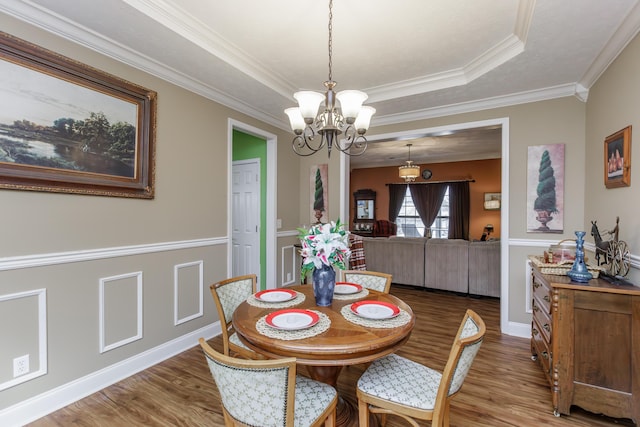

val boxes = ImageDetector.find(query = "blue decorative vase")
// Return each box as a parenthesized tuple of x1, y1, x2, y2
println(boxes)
(567, 231, 593, 283)
(312, 264, 336, 306)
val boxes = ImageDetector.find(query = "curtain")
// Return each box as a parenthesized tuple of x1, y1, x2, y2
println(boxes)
(448, 181, 470, 239)
(388, 184, 408, 222)
(409, 183, 448, 234)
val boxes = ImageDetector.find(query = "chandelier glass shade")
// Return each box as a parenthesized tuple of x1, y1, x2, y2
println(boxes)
(284, 0, 375, 157)
(399, 143, 420, 182)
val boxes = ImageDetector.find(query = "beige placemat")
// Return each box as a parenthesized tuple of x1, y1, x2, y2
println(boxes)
(332, 288, 369, 301)
(256, 310, 331, 340)
(246, 292, 306, 309)
(340, 305, 412, 329)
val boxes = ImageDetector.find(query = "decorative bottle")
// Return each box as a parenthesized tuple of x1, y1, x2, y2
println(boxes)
(567, 231, 593, 283)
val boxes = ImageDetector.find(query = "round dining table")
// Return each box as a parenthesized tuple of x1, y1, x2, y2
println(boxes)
(232, 284, 415, 427)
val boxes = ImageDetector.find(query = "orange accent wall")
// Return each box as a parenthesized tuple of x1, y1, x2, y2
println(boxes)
(350, 158, 501, 240)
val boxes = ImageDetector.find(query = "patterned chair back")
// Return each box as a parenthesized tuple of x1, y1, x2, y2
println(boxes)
(200, 338, 337, 427)
(209, 274, 257, 356)
(200, 338, 296, 426)
(341, 270, 392, 293)
(439, 309, 486, 398)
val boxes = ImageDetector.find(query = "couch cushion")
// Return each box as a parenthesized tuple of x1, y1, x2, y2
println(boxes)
(424, 239, 469, 293)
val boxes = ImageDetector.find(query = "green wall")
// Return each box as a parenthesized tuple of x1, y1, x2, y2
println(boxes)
(232, 130, 267, 289)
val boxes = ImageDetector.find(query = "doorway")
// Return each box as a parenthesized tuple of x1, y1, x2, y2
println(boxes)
(231, 159, 261, 279)
(228, 120, 277, 290)
(341, 117, 511, 333)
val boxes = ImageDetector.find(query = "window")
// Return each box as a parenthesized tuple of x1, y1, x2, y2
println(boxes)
(396, 187, 449, 238)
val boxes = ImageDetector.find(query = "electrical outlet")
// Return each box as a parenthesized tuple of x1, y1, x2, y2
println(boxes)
(13, 354, 29, 378)
(287, 273, 292, 282)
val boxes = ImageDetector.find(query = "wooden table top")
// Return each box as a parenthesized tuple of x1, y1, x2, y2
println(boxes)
(232, 285, 415, 366)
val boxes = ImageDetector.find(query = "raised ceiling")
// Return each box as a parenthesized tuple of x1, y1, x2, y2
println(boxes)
(2, 0, 639, 167)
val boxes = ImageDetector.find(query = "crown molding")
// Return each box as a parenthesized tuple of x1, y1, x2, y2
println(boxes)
(121, 0, 295, 98)
(0, 0, 286, 130)
(579, 0, 640, 89)
(373, 83, 587, 126)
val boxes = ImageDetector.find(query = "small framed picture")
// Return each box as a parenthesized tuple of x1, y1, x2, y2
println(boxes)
(483, 193, 501, 210)
(604, 126, 631, 188)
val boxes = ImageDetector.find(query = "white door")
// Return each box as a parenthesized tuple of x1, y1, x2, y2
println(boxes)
(232, 160, 261, 282)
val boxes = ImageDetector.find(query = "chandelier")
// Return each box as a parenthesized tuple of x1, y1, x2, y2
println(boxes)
(284, 0, 375, 157)
(399, 143, 420, 182)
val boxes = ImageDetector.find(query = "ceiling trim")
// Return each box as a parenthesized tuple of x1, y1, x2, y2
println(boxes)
(0, 0, 286, 129)
(373, 83, 587, 126)
(578, 0, 640, 88)
(120, 0, 296, 99)
(366, 0, 535, 103)
(4, 0, 639, 132)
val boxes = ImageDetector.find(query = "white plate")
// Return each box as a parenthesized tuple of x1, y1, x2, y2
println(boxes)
(350, 301, 400, 320)
(334, 282, 363, 295)
(254, 289, 297, 302)
(265, 309, 320, 330)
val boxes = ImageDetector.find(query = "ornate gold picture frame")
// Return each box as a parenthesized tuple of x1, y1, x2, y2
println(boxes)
(0, 32, 156, 198)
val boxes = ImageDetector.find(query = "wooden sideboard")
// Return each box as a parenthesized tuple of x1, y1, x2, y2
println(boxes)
(530, 265, 640, 423)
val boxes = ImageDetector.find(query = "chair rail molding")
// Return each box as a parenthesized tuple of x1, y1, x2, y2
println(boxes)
(0, 237, 226, 271)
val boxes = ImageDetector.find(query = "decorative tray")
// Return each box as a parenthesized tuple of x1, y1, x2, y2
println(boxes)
(529, 255, 602, 278)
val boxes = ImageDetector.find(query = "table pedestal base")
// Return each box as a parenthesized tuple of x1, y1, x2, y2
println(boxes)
(307, 365, 379, 427)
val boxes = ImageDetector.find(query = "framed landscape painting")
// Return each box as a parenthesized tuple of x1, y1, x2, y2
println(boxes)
(0, 32, 156, 198)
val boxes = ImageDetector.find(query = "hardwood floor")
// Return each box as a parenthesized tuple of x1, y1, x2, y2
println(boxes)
(29, 286, 636, 427)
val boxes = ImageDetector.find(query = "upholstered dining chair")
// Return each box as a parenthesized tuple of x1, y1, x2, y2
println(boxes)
(356, 309, 486, 427)
(209, 274, 264, 359)
(199, 338, 337, 427)
(340, 270, 393, 293)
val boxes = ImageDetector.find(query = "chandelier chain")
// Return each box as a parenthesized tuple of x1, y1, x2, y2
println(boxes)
(327, 0, 333, 82)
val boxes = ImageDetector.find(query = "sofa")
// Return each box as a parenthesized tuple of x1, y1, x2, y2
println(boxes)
(360, 237, 500, 297)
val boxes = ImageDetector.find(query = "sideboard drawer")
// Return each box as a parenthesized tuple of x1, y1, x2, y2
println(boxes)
(532, 317, 552, 380)
(532, 297, 552, 344)
(532, 273, 552, 314)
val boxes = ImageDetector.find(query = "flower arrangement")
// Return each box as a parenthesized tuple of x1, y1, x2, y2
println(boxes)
(298, 219, 351, 281)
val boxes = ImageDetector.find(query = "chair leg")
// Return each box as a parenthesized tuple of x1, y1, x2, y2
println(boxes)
(324, 407, 336, 427)
(358, 399, 370, 427)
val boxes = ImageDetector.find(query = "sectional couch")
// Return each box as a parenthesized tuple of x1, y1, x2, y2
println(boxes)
(360, 236, 501, 297)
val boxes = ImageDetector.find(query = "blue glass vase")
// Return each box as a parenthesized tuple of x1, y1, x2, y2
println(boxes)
(567, 231, 593, 283)
(312, 264, 336, 306)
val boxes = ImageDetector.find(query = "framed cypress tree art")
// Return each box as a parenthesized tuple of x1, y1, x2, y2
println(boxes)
(310, 164, 328, 224)
(526, 144, 565, 233)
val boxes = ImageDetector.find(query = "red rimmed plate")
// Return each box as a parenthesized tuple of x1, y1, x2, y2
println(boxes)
(334, 282, 363, 295)
(350, 300, 400, 320)
(254, 289, 297, 303)
(265, 309, 320, 330)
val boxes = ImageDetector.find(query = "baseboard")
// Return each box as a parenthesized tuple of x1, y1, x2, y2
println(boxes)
(503, 320, 530, 338)
(0, 322, 222, 427)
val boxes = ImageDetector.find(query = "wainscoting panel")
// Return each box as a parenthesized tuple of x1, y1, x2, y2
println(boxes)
(173, 260, 204, 326)
(281, 245, 296, 286)
(99, 272, 143, 353)
(0, 289, 47, 391)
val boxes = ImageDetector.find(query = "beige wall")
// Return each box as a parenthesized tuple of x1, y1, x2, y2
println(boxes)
(585, 33, 640, 284)
(3, 9, 639, 424)
(0, 14, 301, 415)
(361, 96, 587, 324)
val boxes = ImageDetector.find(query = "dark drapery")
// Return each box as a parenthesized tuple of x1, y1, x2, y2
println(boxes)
(388, 184, 408, 222)
(448, 181, 470, 239)
(409, 183, 448, 232)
